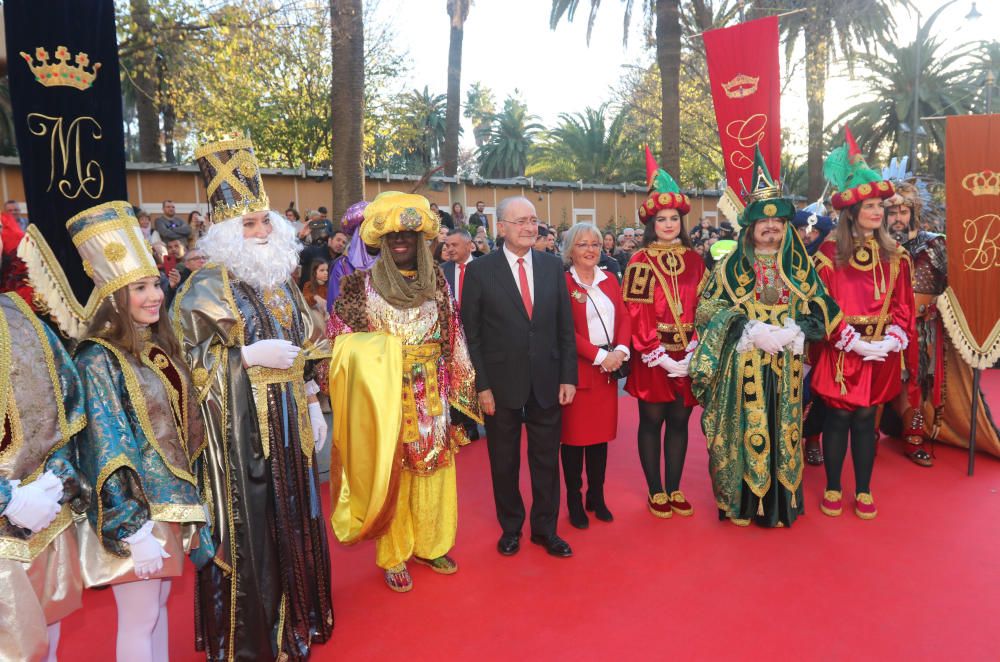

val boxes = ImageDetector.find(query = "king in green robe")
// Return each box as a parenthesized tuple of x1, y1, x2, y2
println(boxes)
(690, 151, 841, 527)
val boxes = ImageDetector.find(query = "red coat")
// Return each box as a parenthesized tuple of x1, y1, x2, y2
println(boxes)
(810, 240, 916, 410)
(621, 244, 706, 405)
(561, 270, 631, 446)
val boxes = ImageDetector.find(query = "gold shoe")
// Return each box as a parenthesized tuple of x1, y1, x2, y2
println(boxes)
(730, 517, 751, 527)
(669, 490, 694, 516)
(820, 489, 843, 517)
(854, 492, 878, 520)
(647, 492, 673, 518)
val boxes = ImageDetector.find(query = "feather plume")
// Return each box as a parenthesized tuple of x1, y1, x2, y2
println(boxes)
(823, 144, 851, 192)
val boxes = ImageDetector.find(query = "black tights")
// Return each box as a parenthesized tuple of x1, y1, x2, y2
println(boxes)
(822, 404, 877, 494)
(637, 399, 692, 495)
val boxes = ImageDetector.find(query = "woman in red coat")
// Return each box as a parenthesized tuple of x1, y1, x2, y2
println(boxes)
(622, 151, 707, 519)
(560, 223, 632, 529)
(811, 132, 916, 520)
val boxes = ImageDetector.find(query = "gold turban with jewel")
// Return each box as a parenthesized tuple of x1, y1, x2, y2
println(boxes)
(359, 191, 440, 248)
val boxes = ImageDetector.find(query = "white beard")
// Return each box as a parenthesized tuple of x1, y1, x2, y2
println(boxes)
(198, 211, 301, 291)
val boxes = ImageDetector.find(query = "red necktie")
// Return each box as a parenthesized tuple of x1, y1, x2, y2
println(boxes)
(457, 262, 466, 307)
(517, 257, 532, 319)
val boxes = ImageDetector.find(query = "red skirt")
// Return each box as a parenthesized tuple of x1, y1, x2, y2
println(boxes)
(810, 343, 903, 410)
(624, 349, 697, 406)
(561, 363, 619, 446)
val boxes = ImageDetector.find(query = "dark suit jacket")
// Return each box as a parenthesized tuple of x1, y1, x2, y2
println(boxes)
(462, 248, 577, 410)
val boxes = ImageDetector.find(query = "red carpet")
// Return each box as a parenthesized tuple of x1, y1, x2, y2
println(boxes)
(60, 371, 1000, 660)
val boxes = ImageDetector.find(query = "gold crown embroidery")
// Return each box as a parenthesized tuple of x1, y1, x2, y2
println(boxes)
(20, 46, 101, 90)
(962, 169, 1000, 196)
(722, 74, 759, 99)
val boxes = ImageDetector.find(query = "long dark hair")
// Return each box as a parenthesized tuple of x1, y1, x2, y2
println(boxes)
(642, 211, 693, 248)
(835, 201, 898, 265)
(86, 282, 184, 365)
(308, 259, 329, 287)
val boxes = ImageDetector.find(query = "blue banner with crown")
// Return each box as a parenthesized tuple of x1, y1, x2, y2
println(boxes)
(4, 0, 127, 300)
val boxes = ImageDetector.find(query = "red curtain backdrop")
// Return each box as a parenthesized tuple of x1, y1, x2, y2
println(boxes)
(703, 16, 781, 196)
(940, 115, 1000, 368)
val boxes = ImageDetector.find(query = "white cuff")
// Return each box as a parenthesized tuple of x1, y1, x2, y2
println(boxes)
(641, 346, 666, 366)
(685, 339, 698, 353)
(593, 348, 609, 366)
(124, 520, 155, 545)
(304, 379, 320, 397)
(884, 324, 908, 351)
(835, 325, 860, 352)
(614, 344, 631, 360)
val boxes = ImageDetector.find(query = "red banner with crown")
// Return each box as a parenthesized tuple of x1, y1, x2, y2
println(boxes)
(703, 16, 781, 197)
(938, 115, 1000, 369)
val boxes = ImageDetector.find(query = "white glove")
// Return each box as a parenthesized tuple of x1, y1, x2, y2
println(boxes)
(3, 474, 62, 532)
(308, 401, 327, 453)
(125, 521, 170, 579)
(853, 339, 889, 362)
(241, 339, 300, 370)
(666, 354, 690, 378)
(750, 323, 785, 355)
(869, 336, 902, 355)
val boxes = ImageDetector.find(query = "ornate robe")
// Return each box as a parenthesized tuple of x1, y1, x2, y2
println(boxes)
(326, 269, 480, 545)
(0, 293, 86, 661)
(691, 233, 841, 526)
(173, 265, 333, 662)
(74, 337, 208, 585)
(621, 243, 707, 406)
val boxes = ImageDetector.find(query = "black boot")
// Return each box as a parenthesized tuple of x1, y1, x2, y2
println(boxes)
(561, 445, 589, 529)
(584, 443, 613, 522)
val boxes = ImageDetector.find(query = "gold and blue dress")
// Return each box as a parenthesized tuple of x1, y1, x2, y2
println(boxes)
(0, 293, 87, 661)
(73, 334, 208, 586)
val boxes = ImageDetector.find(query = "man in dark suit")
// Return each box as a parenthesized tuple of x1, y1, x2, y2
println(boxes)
(441, 227, 475, 307)
(462, 196, 578, 558)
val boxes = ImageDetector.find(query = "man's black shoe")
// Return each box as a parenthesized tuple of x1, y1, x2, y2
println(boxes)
(497, 532, 521, 556)
(529, 534, 572, 558)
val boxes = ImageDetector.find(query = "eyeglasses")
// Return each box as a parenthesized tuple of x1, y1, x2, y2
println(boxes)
(501, 216, 539, 227)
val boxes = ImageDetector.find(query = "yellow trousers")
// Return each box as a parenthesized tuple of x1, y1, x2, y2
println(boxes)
(375, 458, 457, 570)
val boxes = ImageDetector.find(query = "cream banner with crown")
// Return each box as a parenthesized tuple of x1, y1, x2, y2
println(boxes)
(940, 115, 1000, 369)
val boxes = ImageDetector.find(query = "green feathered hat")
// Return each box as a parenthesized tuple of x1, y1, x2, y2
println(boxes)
(824, 126, 895, 210)
(738, 147, 795, 228)
(638, 145, 691, 224)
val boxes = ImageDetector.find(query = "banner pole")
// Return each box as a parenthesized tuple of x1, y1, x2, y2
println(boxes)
(968, 368, 981, 476)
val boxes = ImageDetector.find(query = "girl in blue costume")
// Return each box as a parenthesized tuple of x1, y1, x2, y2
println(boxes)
(71, 202, 210, 662)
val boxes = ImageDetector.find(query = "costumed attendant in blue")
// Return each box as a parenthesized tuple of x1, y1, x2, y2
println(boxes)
(71, 202, 210, 662)
(0, 291, 87, 662)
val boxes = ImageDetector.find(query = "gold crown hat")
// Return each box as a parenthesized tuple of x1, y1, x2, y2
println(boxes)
(359, 191, 440, 248)
(66, 201, 160, 300)
(194, 137, 270, 224)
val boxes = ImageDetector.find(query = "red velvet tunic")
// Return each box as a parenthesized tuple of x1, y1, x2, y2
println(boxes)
(621, 244, 706, 406)
(561, 271, 632, 446)
(810, 240, 916, 410)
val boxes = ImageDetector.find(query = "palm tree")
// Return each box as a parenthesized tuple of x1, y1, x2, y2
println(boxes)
(443, 0, 471, 176)
(477, 96, 544, 179)
(330, 0, 365, 221)
(464, 82, 496, 147)
(401, 86, 448, 169)
(549, 0, 683, 178)
(968, 40, 1000, 114)
(833, 6, 974, 180)
(759, 0, 904, 200)
(529, 104, 640, 182)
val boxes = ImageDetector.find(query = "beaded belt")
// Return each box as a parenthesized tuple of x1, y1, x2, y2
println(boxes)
(844, 315, 885, 342)
(401, 343, 443, 444)
(657, 322, 694, 352)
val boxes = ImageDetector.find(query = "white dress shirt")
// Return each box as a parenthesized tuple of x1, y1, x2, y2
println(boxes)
(502, 244, 534, 304)
(569, 266, 631, 366)
(451, 255, 474, 303)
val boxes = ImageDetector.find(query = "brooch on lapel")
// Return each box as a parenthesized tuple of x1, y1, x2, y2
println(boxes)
(571, 289, 586, 303)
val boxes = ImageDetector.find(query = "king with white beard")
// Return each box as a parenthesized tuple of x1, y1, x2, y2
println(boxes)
(172, 138, 333, 661)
